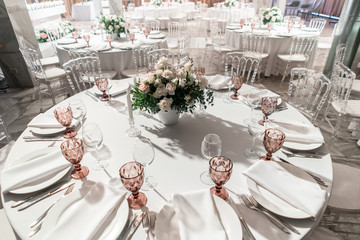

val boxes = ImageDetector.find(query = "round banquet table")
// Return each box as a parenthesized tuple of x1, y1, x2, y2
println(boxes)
(206, 7, 256, 20)
(1, 79, 333, 240)
(225, 25, 320, 76)
(56, 33, 168, 78)
(135, 2, 195, 19)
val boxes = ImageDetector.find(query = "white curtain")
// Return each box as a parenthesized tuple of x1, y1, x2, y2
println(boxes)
(109, 0, 124, 17)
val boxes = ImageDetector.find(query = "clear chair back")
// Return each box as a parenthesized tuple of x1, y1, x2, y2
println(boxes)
(283, 15, 300, 24)
(330, 62, 355, 108)
(334, 43, 347, 65)
(289, 35, 318, 59)
(309, 18, 327, 32)
(146, 20, 160, 32)
(287, 68, 331, 122)
(0, 116, 11, 143)
(147, 49, 189, 69)
(225, 52, 260, 85)
(19, 47, 45, 79)
(243, 33, 266, 55)
(62, 59, 83, 94)
(133, 45, 158, 69)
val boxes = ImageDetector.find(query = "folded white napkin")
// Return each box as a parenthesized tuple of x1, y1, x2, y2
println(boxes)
(172, 189, 228, 240)
(1, 149, 71, 192)
(207, 75, 230, 90)
(268, 119, 324, 144)
(89, 43, 109, 51)
(243, 161, 326, 217)
(43, 182, 126, 240)
(27, 113, 79, 129)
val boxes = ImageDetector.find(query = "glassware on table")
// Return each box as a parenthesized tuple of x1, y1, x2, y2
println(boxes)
(84, 34, 90, 47)
(119, 162, 147, 209)
(243, 112, 264, 159)
(209, 156, 233, 200)
(60, 138, 89, 179)
(267, 23, 273, 33)
(251, 21, 256, 32)
(54, 106, 77, 138)
(95, 73, 111, 101)
(260, 128, 285, 161)
(288, 23, 293, 33)
(200, 133, 222, 185)
(72, 31, 78, 43)
(240, 18, 245, 29)
(129, 32, 135, 44)
(224, 77, 233, 103)
(194, 66, 207, 118)
(230, 74, 244, 100)
(133, 138, 156, 190)
(106, 34, 113, 48)
(259, 96, 277, 126)
(69, 99, 86, 130)
(299, 19, 305, 28)
(82, 123, 109, 170)
(143, 28, 150, 39)
(196, 66, 205, 77)
(91, 24, 97, 35)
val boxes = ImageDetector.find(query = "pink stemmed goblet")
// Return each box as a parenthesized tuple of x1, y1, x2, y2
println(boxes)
(251, 22, 256, 32)
(54, 106, 77, 138)
(143, 28, 150, 39)
(260, 128, 286, 161)
(196, 66, 205, 77)
(209, 156, 233, 200)
(84, 34, 90, 47)
(259, 97, 277, 126)
(119, 162, 147, 209)
(240, 18, 245, 29)
(72, 31, 78, 43)
(129, 33, 135, 44)
(267, 23, 273, 33)
(106, 34, 113, 48)
(230, 75, 244, 100)
(95, 74, 111, 101)
(60, 138, 89, 179)
(91, 24, 97, 35)
(288, 23, 293, 33)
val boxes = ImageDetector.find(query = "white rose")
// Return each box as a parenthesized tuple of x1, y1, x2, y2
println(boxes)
(271, 16, 276, 22)
(184, 95, 191, 101)
(108, 25, 114, 31)
(162, 69, 173, 79)
(120, 22, 126, 27)
(101, 23, 106, 29)
(176, 68, 186, 78)
(269, 12, 273, 16)
(115, 25, 120, 30)
(178, 78, 186, 87)
(158, 57, 169, 68)
(153, 85, 166, 98)
(154, 78, 163, 86)
(158, 97, 173, 110)
(184, 61, 192, 71)
(165, 82, 176, 95)
(197, 76, 208, 89)
(266, 15, 270, 20)
(155, 69, 163, 76)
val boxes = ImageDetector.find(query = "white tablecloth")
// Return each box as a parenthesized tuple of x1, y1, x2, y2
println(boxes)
(225, 26, 319, 76)
(1, 80, 332, 240)
(135, 2, 195, 20)
(56, 33, 167, 78)
(207, 7, 256, 20)
(72, 2, 96, 21)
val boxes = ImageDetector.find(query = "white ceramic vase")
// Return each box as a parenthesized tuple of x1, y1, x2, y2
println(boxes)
(157, 109, 179, 125)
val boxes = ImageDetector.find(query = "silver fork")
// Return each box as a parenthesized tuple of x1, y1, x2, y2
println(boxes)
(281, 150, 320, 158)
(142, 212, 151, 240)
(241, 195, 291, 234)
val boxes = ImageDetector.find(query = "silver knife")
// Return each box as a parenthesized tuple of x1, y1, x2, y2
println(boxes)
(12, 180, 68, 208)
(18, 183, 75, 211)
(126, 212, 146, 240)
(227, 197, 256, 240)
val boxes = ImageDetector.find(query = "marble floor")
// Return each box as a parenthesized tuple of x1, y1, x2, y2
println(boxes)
(0, 18, 359, 239)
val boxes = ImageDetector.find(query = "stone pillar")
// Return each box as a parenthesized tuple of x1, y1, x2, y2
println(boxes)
(324, 0, 360, 76)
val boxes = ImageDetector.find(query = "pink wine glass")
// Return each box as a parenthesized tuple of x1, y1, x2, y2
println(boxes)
(144, 28, 150, 39)
(251, 22, 256, 33)
(60, 138, 89, 179)
(288, 23, 293, 33)
(54, 106, 77, 138)
(72, 31, 78, 43)
(84, 34, 90, 47)
(106, 34, 113, 48)
(260, 128, 286, 161)
(119, 162, 147, 209)
(259, 97, 277, 126)
(240, 18, 245, 29)
(230, 75, 244, 100)
(267, 23, 273, 33)
(129, 33, 135, 44)
(209, 156, 233, 200)
(95, 74, 111, 101)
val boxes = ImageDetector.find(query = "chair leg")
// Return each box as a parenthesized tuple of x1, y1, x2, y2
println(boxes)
(46, 83, 56, 106)
(280, 63, 290, 87)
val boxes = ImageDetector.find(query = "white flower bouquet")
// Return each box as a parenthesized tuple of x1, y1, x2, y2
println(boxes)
(151, 0, 163, 7)
(262, 7, 282, 25)
(131, 58, 214, 114)
(98, 14, 128, 37)
(224, 0, 237, 7)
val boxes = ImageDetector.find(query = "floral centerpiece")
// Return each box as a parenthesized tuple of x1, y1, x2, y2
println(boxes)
(224, 0, 237, 7)
(131, 58, 214, 124)
(151, 0, 163, 7)
(262, 7, 282, 25)
(98, 14, 128, 38)
(36, 21, 75, 43)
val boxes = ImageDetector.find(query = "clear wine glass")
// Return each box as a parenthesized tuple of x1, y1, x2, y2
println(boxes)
(133, 138, 156, 190)
(69, 99, 86, 130)
(82, 123, 109, 170)
(224, 77, 233, 103)
(60, 138, 89, 179)
(54, 106, 77, 138)
(194, 66, 207, 118)
(243, 112, 264, 159)
(260, 128, 286, 161)
(200, 133, 222, 185)
(119, 162, 147, 209)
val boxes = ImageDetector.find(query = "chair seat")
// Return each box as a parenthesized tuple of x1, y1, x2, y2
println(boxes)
(331, 99, 360, 118)
(40, 56, 60, 67)
(214, 45, 236, 53)
(244, 52, 269, 59)
(310, 227, 341, 240)
(352, 79, 360, 93)
(37, 67, 66, 80)
(278, 54, 307, 62)
(121, 67, 146, 78)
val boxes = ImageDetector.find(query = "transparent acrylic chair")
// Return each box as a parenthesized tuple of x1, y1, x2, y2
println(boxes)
(225, 52, 260, 85)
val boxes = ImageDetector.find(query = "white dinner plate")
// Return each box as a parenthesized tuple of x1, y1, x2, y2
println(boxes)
(29, 119, 79, 136)
(155, 195, 243, 240)
(150, 30, 161, 35)
(8, 148, 71, 194)
(226, 26, 241, 30)
(57, 38, 77, 45)
(282, 141, 323, 151)
(246, 162, 320, 219)
(149, 33, 166, 39)
(39, 189, 129, 240)
(90, 80, 129, 96)
(301, 27, 319, 32)
(62, 43, 87, 49)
